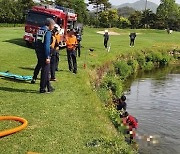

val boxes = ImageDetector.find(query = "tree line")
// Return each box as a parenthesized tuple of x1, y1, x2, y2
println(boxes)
(89, 0, 180, 30)
(0, 0, 179, 30)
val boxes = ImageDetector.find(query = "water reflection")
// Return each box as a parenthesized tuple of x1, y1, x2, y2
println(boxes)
(124, 65, 180, 154)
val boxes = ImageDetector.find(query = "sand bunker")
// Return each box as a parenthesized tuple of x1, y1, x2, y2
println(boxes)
(97, 31, 142, 35)
(97, 31, 120, 35)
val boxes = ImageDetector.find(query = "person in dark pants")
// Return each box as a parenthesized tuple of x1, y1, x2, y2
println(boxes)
(33, 18, 55, 93)
(76, 31, 82, 57)
(103, 30, 109, 48)
(129, 32, 136, 47)
(31, 49, 43, 84)
(56, 51, 60, 71)
(50, 25, 60, 81)
(31, 24, 60, 84)
(54, 24, 61, 71)
(66, 29, 78, 74)
(50, 48, 56, 81)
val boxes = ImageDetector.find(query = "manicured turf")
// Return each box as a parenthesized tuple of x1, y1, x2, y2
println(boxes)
(0, 27, 179, 154)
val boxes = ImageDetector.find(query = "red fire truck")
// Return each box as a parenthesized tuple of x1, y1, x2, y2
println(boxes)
(24, 5, 77, 47)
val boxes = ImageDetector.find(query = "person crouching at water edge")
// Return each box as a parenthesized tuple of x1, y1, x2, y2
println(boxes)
(66, 29, 78, 74)
(113, 95, 127, 112)
(129, 32, 136, 47)
(103, 30, 109, 48)
(50, 24, 61, 81)
(121, 111, 138, 143)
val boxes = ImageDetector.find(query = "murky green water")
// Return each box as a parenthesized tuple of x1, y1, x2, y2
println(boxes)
(125, 65, 180, 154)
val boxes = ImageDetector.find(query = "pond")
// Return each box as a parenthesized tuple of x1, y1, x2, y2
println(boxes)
(124, 65, 180, 154)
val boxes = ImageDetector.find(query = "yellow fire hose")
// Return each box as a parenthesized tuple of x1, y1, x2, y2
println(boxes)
(0, 116, 28, 137)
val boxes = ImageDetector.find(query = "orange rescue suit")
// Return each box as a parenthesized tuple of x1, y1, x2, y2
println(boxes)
(66, 35, 77, 50)
(51, 33, 61, 50)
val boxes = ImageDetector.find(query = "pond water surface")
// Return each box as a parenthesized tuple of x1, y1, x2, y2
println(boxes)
(125, 65, 180, 154)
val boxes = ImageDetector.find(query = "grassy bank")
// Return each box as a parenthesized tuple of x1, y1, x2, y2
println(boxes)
(93, 48, 179, 141)
(0, 27, 180, 153)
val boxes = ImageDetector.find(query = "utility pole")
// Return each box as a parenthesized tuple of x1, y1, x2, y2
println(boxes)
(144, 0, 148, 28)
(145, 0, 148, 11)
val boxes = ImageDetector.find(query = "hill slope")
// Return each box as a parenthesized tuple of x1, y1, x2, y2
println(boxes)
(115, 0, 158, 13)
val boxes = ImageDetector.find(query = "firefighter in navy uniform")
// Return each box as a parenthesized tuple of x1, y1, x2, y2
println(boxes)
(34, 18, 55, 93)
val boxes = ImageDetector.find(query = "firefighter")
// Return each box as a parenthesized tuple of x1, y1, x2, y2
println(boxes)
(31, 24, 60, 83)
(75, 29, 82, 57)
(50, 24, 61, 80)
(54, 24, 61, 71)
(66, 29, 78, 74)
(34, 18, 55, 93)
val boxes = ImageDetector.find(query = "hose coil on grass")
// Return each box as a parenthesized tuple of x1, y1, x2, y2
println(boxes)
(0, 116, 28, 137)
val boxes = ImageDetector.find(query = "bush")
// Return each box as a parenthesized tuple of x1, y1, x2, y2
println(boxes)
(151, 51, 163, 63)
(145, 52, 153, 62)
(97, 87, 112, 104)
(127, 59, 139, 73)
(144, 61, 154, 71)
(114, 61, 133, 79)
(160, 54, 171, 66)
(136, 53, 146, 69)
(101, 76, 123, 97)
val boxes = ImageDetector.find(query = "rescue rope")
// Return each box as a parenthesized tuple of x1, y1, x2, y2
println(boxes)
(0, 116, 28, 137)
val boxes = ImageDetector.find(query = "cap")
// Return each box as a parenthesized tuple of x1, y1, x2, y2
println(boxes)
(54, 24, 60, 32)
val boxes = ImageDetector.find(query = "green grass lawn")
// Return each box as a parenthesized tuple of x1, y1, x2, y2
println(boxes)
(0, 27, 180, 154)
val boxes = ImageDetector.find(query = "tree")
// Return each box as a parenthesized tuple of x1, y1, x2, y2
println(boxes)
(157, 0, 180, 29)
(55, 0, 88, 24)
(100, 0, 111, 11)
(18, 0, 34, 22)
(88, 0, 110, 26)
(99, 11, 109, 27)
(99, 9, 118, 28)
(108, 9, 119, 27)
(118, 17, 131, 28)
(128, 11, 142, 29)
(141, 9, 157, 28)
(55, 0, 72, 8)
(157, 0, 179, 20)
(72, 0, 89, 24)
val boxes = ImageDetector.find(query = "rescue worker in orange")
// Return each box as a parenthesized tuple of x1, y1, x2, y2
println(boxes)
(50, 24, 61, 81)
(66, 29, 78, 74)
(54, 25, 61, 71)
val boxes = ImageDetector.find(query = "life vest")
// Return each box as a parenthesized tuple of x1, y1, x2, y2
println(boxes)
(51, 33, 61, 50)
(66, 35, 77, 50)
(35, 27, 47, 50)
(55, 33, 61, 44)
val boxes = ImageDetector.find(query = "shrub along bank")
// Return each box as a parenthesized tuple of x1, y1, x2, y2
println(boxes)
(91, 48, 180, 144)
